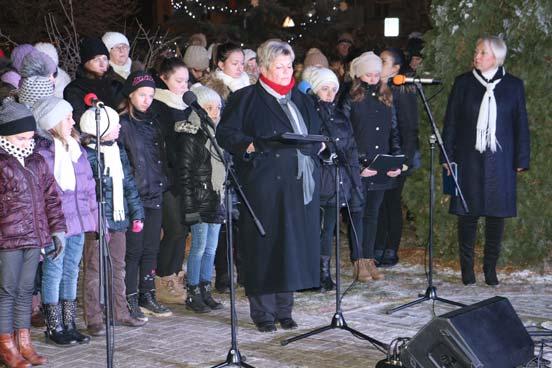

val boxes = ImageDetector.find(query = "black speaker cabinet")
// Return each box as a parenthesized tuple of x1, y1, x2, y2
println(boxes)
(400, 296, 534, 368)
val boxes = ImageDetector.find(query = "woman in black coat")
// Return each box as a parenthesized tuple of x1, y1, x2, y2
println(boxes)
(442, 36, 530, 286)
(342, 52, 403, 283)
(216, 40, 323, 333)
(303, 66, 361, 291)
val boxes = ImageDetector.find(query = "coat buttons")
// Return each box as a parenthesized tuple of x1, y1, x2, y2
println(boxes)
(276, 175, 281, 180)
(275, 153, 280, 158)
(375, 145, 379, 149)
(376, 127, 380, 131)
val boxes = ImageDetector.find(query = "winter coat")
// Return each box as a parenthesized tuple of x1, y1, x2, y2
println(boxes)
(441, 69, 530, 218)
(312, 96, 362, 210)
(391, 83, 419, 169)
(150, 97, 192, 194)
(216, 82, 322, 295)
(174, 114, 225, 224)
(63, 65, 124, 124)
(84, 141, 144, 232)
(342, 83, 403, 191)
(0, 148, 66, 250)
(35, 136, 98, 237)
(118, 110, 168, 209)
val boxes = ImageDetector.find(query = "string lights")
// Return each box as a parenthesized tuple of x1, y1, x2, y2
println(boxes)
(171, 0, 248, 16)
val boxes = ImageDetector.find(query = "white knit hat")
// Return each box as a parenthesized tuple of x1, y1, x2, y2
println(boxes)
(243, 49, 256, 62)
(32, 96, 73, 132)
(190, 83, 221, 107)
(349, 51, 382, 79)
(305, 67, 339, 94)
(102, 32, 130, 51)
(79, 106, 120, 137)
(34, 42, 59, 66)
(183, 46, 209, 70)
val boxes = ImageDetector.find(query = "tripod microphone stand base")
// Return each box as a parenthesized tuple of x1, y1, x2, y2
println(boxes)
(212, 348, 253, 368)
(281, 311, 388, 350)
(386, 286, 466, 315)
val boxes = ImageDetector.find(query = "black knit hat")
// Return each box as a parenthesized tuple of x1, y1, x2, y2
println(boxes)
(122, 70, 156, 97)
(0, 97, 37, 136)
(79, 37, 109, 65)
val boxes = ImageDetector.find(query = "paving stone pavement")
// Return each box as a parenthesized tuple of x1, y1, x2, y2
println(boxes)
(26, 257, 552, 368)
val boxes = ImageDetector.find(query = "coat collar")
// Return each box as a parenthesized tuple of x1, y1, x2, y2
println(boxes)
(254, 83, 311, 130)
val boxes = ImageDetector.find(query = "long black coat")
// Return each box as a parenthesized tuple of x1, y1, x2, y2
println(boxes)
(442, 69, 530, 218)
(216, 83, 322, 295)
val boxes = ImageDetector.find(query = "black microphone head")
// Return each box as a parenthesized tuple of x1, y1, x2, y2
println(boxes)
(182, 90, 198, 106)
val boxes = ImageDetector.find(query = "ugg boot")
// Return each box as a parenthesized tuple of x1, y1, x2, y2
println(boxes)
(354, 259, 372, 282)
(43, 304, 77, 346)
(61, 300, 90, 344)
(320, 256, 335, 292)
(365, 259, 384, 280)
(13, 329, 47, 365)
(139, 290, 172, 317)
(155, 274, 186, 304)
(0, 333, 30, 368)
(185, 284, 211, 313)
(199, 282, 223, 310)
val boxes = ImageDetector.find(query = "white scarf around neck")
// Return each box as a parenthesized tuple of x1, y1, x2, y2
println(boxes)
(472, 68, 503, 153)
(53, 136, 82, 191)
(154, 88, 188, 110)
(214, 69, 250, 92)
(110, 58, 132, 79)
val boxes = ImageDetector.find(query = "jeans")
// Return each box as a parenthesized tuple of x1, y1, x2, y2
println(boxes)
(41, 233, 85, 304)
(187, 222, 221, 285)
(0, 248, 40, 333)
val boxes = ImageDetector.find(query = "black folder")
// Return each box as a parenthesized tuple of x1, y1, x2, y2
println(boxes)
(362, 154, 406, 171)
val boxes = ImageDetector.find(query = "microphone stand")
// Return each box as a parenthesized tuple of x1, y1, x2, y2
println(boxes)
(94, 106, 115, 367)
(195, 115, 265, 368)
(386, 82, 468, 315)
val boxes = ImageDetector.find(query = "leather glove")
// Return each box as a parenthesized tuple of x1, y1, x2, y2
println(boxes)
(131, 220, 144, 233)
(184, 212, 202, 225)
(46, 232, 65, 261)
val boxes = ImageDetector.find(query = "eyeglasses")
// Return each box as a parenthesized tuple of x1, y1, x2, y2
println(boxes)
(113, 45, 130, 52)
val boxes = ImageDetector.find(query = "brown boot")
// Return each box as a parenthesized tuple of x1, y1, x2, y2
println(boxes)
(354, 259, 372, 282)
(155, 274, 186, 305)
(14, 329, 47, 366)
(365, 259, 384, 280)
(0, 333, 31, 368)
(352, 260, 360, 281)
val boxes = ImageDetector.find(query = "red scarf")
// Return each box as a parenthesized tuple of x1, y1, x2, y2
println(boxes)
(259, 74, 296, 95)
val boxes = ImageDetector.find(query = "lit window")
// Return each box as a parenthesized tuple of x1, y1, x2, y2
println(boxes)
(384, 18, 399, 37)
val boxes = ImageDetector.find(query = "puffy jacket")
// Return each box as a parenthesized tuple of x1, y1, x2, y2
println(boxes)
(35, 136, 98, 237)
(0, 148, 66, 250)
(174, 114, 225, 224)
(84, 141, 144, 232)
(118, 110, 168, 209)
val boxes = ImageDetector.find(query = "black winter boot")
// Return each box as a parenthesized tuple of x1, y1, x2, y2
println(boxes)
(43, 304, 77, 346)
(319, 256, 335, 292)
(139, 290, 172, 317)
(186, 284, 211, 313)
(126, 293, 148, 322)
(381, 249, 399, 267)
(61, 300, 90, 344)
(199, 282, 223, 310)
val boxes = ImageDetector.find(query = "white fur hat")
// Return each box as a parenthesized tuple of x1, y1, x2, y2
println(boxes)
(243, 49, 256, 62)
(190, 83, 221, 107)
(79, 105, 120, 137)
(102, 32, 129, 51)
(349, 51, 382, 79)
(305, 67, 339, 94)
(34, 42, 59, 66)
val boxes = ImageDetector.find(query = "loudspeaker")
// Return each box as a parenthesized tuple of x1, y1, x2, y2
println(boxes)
(400, 296, 534, 368)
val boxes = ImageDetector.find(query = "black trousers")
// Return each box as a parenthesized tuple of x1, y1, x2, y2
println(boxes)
(125, 207, 163, 294)
(157, 191, 189, 277)
(248, 292, 293, 324)
(457, 215, 505, 283)
(0, 248, 40, 333)
(214, 222, 240, 285)
(375, 176, 406, 253)
(349, 187, 385, 260)
(320, 205, 338, 257)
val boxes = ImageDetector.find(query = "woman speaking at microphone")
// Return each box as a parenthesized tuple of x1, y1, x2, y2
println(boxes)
(216, 40, 323, 333)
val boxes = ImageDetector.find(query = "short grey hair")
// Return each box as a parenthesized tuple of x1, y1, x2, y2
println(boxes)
(257, 39, 295, 70)
(477, 36, 507, 66)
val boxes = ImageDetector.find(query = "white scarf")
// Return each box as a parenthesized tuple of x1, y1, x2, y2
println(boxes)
(88, 141, 126, 222)
(53, 137, 82, 191)
(472, 68, 503, 153)
(0, 136, 35, 166)
(214, 69, 250, 92)
(110, 58, 132, 79)
(154, 89, 188, 110)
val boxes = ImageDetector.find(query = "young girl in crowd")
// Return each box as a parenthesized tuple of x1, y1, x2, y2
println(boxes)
(303, 67, 361, 291)
(33, 96, 97, 346)
(0, 98, 65, 368)
(80, 105, 146, 336)
(174, 84, 225, 313)
(151, 58, 191, 305)
(343, 52, 403, 282)
(118, 71, 171, 318)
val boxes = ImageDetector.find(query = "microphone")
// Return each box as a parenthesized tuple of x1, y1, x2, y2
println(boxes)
(297, 80, 314, 95)
(392, 75, 442, 85)
(182, 91, 217, 130)
(84, 93, 105, 108)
